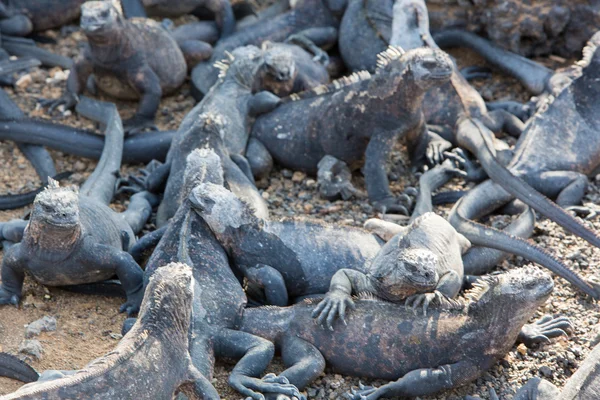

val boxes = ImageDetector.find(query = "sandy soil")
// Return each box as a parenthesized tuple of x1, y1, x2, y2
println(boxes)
(0, 22, 599, 400)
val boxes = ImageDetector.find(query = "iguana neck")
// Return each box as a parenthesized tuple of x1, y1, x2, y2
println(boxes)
(87, 25, 127, 64)
(24, 218, 82, 256)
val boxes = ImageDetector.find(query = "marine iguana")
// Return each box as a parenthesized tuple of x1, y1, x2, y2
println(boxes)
(0, 0, 85, 36)
(248, 46, 455, 212)
(312, 212, 470, 329)
(0, 262, 220, 400)
(239, 266, 568, 399)
(155, 44, 295, 226)
(338, 0, 525, 144)
(0, 98, 155, 315)
(42, 1, 187, 134)
(190, 0, 340, 98)
(444, 32, 600, 296)
(134, 149, 305, 400)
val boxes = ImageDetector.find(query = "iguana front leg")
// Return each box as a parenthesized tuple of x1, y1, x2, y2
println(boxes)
(0, 219, 28, 242)
(203, 0, 235, 37)
(41, 52, 93, 113)
(404, 271, 462, 315)
(0, 244, 26, 305)
(215, 328, 305, 400)
(517, 314, 572, 348)
(124, 64, 162, 134)
(347, 358, 495, 400)
(312, 269, 372, 330)
(120, 191, 159, 235)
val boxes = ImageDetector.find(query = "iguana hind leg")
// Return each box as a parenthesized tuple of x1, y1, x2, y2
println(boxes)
(277, 335, 326, 390)
(120, 191, 159, 235)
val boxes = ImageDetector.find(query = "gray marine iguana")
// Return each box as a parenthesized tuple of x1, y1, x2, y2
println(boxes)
(0, 0, 85, 37)
(0, 262, 220, 400)
(154, 44, 297, 226)
(312, 212, 470, 329)
(239, 266, 569, 399)
(248, 46, 455, 212)
(42, 1, 187, 134)
(131, 148, 305, 400)
(190, 0, 341, 98)
(0, 98, 155, 315)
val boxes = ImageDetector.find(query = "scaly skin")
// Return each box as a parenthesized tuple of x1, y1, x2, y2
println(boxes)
(0, 100, 154, 315)
(156, 44, 296, 226)
(448, 32, 600, 299)
(0, 0, 85, 35)
(312, 212, 471, 329)
(0, 263, 219, 400)
(249, 46, 454, 212)
(43, 1, 187, 134)
(139, 149, 305, 400)
(191, 0, 340, 97)
(240, 266, 565, 399)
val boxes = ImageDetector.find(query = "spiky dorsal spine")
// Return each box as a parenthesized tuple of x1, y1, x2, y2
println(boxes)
(285, 70, 372, 103)
(214, 51, 236, 80)
(375, 46, 405, 73)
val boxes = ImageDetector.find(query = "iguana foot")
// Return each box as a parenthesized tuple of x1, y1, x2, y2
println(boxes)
(405, 290, 456, 316)
(566, 204, 600, 220)
(0, 287, 20, 306)
(119, 288, 144, 316)
(345, 382, 376, 400)
(425, 136, 452, 165)
(311, 291, 356, 330)
(372, 196, 411, 215)
(317, 155, 359, 201)
(123, 115, 158, 135)
(231, 373, 305, 400)
(39, 92, 78, 114)
(116, 160, 163, 195)
(444, 149, 482, 182)
(517, 315, 572, 348)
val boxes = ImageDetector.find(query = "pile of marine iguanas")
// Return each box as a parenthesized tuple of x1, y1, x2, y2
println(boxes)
(0, 0, 599, 398)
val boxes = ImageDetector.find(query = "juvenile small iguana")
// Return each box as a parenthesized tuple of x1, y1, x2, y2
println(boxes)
(42, 1, 187, 133)
(0, 98, 155, 315)
(190, 0, 341, 97)
(248, 46, 454, 212)
(240, 266, 569, 399)
(155, 44, 295, 226)
(0, 262, 220, 400)
(134, 148, 305, 400)
(312, 212, 470, 329)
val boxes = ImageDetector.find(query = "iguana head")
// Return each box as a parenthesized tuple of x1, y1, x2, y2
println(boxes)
(366, 236, 439, 301)
(404, 47, 453, 90)
(466, 266, 553, 317)
(181, 148, 225, 201)
(188, 182, 255, 235)
(261, 42, 297, 83)
(31, 179, 79, 229)
(139, 262, 194, 338)
(80, 1, 122, 37)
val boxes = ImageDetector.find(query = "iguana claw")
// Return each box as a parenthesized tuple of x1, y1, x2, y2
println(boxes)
(0, 287, 19, 306)
(518, 314, 572, 348)
(405, 290, 448, 316)
(40, 92, 78, 114)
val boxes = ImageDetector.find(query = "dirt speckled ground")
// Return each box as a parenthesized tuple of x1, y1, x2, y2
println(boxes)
(1, 23, 599, 400)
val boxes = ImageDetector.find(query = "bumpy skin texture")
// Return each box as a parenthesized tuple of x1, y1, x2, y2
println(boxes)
(0, 0, 85, 35)
(249, 46, 454, 211)
(191, 182, 384, 306)
(339, 0, 524, 145)
(1, 263, 219, 400)
(448, 32, 600, 299)
(240, 267, 559, 398)
(313, 212, 470, 329)
(156, 45, 295, 226)
(191, 0, 340, 97)
(428, 0, 600, 58)
(141, 150, 304, 400)
(0, 100, 151, 316)
(45, 2, 186, 133)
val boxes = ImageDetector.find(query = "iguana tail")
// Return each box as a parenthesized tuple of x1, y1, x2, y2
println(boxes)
(450, 203, 600, 299)
(457, 117, 600, 253)
(0, 352, 39, 383)
(433, 29, 552, 95)
(2, 35, 72, 69)
(76, 97, 124, 206)
(0, 171, 72, 210)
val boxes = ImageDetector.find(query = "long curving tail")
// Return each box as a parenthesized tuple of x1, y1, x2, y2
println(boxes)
(433, 29, 552, 95)
(456, 117, 600, 252)
(0, 171, 72, 210)
(0, 352, 39, 383)
(450, 203, 600, 299)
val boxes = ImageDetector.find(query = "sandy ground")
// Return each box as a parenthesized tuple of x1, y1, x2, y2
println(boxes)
(0, 21, 599, 400)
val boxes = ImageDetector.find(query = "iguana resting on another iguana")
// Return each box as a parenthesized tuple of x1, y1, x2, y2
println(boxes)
(42, 1, 187, 134)
(191, 0, 341, 98)
(132, 149, 305, 400)
(248, 46, 455, 212)
(153, 44, 296, 226)
(240, 267, 570, 399)
(0, 98, 155, 315)
(0, 262, 220, 400)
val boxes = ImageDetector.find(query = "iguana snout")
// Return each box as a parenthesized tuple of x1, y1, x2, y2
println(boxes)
(80, 1, 119, 35)
(410, 48, 453, 89)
